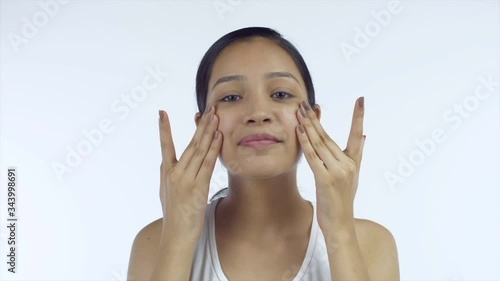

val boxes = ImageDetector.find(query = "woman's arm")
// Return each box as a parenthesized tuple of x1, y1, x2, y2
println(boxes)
(358, 219, 400, 280)
(324, 219, 399, 281)
(295, 98, 399, 279)
(149, 234, 198, 281)
(127, 219, 162, 280)
(325, 223, 370, 280)
(127, 218, 198, 281)
(131, 107, 220, 280)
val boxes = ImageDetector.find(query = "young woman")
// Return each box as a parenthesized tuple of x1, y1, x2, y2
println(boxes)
(127, 27, 399, 281)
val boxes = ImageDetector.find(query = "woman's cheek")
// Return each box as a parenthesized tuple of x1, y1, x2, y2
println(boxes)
(216, 113, 233, 152)
(216, 113, 231, 135)
(285, 107, 300, 125)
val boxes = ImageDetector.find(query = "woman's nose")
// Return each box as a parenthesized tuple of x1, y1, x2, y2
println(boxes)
(244, 98, 273, 125)
(245, 112, 271, 125)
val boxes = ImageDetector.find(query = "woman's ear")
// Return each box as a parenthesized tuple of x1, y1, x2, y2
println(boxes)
(314, 104, 321, 121)
(194, 112, 202, 127)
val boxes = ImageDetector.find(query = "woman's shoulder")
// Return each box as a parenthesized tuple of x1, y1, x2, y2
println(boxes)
(354, 218, 394, 236)
(354, 218, 396, 246)
(131, 218, 163, 255)
(137, 218, 163, 237)
(353, 218, 399, 272)
(128, 218, 163, 280)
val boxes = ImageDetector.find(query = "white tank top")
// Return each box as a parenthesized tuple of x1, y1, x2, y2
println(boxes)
(189, 190, 332, 281)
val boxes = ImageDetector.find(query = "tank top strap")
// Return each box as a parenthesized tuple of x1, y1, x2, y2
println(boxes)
(205, 197, 320, 281)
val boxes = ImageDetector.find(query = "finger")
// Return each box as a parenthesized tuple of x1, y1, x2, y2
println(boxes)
(160, 161, 165, 184)
(296, 106, 336, 170)
(359, 135, 366, 165)
(178, 106, 217, 177)
(159, 110, 177, 171)
(175, 105, 213, 170)
(159, 162, 166, 200)
(185, 111, 219, 178)
(297, 101, 346, 168)
(345, 97, 365, 163)
(358, 135, 366, 169)
(196, 130, 223, 184)
(296, 124, 327, 173)
(353, 134, 366, 198)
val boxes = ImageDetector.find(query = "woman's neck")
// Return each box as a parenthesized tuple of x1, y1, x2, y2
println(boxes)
(215, 170, 313, 242)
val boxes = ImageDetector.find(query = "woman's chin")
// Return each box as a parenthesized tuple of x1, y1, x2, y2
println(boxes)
(222, 157, 297, 178)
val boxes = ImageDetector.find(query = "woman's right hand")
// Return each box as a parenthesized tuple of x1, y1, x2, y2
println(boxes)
(158, 105, 221, 243)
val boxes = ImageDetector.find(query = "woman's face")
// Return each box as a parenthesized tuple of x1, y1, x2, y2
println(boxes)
(197, 37, 319, 178)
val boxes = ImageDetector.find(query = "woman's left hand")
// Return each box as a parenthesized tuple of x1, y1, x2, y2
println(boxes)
(296, 97, 366, 236)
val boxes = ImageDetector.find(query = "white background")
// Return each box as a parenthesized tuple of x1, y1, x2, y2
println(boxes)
(1, 0, 499, 280)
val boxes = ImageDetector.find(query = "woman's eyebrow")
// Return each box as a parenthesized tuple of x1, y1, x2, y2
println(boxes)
(264, 71, 300, 84)
(211, 72, 300, 91)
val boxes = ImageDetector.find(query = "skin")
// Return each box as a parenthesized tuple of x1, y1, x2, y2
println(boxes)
(195, 37, 324, 280)
(127, 36, 399, 281)
(195, 37, 318, 241)
(193, 37, 399, 280)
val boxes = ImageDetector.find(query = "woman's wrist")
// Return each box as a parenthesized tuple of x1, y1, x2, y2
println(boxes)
(321, 218, 357, 247)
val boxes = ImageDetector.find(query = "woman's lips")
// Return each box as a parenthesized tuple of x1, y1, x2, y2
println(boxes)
(239, 140, 280, 148)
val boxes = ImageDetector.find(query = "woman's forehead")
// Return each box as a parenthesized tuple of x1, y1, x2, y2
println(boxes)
(208, 38, 304, 88)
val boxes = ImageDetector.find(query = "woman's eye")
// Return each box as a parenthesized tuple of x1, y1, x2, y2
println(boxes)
(220, 94, 241, 102)
(220, 92, 293, 102)
(272, 91, 293, 99)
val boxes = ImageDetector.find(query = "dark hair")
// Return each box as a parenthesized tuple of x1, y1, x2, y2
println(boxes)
(195, 27, 316, 116)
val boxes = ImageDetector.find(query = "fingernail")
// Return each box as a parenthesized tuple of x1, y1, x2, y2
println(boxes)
(298, 125, 305, 134)
(359, 97, 364, 108)
(214, 131, 219, 140)
(300, 105, 307, 118)
(302, 100, 311, 111)
(205, 104, 210, 113)
(158, 110, 163, 123)
(210, 113, 214, 122)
